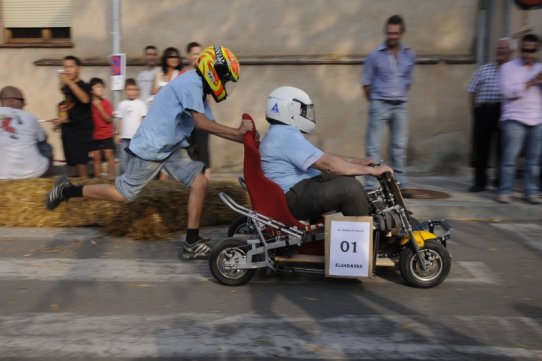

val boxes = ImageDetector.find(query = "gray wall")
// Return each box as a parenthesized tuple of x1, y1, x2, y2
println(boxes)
(1, 0, 541, 174)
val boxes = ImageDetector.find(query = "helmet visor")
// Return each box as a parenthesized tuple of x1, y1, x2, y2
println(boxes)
(300, 103, 315, 124)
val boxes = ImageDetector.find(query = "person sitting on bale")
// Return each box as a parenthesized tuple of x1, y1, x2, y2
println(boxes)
(0, 86, 51, 179)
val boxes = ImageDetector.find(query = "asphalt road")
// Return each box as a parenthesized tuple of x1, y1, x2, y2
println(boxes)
(0, 221, 541, 360)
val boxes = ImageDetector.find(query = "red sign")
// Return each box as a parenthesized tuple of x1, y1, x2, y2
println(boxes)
(111, 55, 122, 76)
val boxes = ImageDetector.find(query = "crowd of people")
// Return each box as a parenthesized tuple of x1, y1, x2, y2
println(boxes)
(467, 34, 542, 204)
(0, 41, 212, 181)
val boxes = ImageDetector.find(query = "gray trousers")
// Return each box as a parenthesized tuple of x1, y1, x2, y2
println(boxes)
(285, 174, 370, 221)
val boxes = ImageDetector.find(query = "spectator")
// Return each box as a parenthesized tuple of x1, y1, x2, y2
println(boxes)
(467, 38, 514, 192)
(136, 45, 160, 104)
(46, 45, 251, 260)
(0, 86, 50, 179)
(497, 33, 542, 204)
(151, 47, 184, 97)
(116, 78, 147, 174)
(260, 86, 393, 220)
(89, 77, 115, 178)
(52, 55, 93, 178)
(362, 15, 415, 196)
(185, 41, 212, 178)
(1, 85, 53, 164)
(186, 42, 203, 67)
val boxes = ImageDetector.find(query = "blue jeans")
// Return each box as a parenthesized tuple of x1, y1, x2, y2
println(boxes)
(498, 120, 542, 197)
(364, 100, 409, 190)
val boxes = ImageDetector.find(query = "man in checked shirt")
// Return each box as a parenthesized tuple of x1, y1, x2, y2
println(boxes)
(467, 38, 514, 192)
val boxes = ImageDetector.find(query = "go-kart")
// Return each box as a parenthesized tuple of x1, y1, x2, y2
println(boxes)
(209, 114, 452, 288)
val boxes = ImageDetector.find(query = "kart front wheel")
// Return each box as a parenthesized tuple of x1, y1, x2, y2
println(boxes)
(399, 240, 451, 288)
(209, 238, 255, 286)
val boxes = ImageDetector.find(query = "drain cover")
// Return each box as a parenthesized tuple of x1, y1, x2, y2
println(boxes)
(402, 189, 451, 199)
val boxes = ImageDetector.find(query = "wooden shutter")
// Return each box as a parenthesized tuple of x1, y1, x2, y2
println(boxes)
(2, 0, 71, 28)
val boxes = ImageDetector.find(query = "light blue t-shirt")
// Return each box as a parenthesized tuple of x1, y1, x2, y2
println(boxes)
(129, 70, 214, 161)
(260, 124, 323, 193)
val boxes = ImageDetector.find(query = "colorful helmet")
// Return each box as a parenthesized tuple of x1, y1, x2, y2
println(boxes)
(195, 45, 240, 103)
(265, 86, 316, 134)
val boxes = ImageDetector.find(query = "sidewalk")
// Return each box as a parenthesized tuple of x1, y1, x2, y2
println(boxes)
(403, 168, 542, 222)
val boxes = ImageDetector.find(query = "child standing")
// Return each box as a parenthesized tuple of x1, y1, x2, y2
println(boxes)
(89, 77, 115, 178)
(53, 55, 93, 178)
(116, 78, 147, 174)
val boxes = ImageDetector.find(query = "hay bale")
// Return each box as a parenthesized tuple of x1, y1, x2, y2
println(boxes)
(0, 177, 250, 240)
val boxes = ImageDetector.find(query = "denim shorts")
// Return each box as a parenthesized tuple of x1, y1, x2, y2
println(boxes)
(115, 148, 205, 201)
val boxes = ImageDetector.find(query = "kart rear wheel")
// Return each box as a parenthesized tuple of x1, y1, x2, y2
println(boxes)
(227, 216, 255, 237)
(209, 238, 256, 286)
(399, 240, 451, 288)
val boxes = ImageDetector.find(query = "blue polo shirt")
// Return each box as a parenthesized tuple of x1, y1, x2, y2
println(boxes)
(361, 43, 415, 101)
(129, 70, 214, 161)
(260, 124, 323, 193)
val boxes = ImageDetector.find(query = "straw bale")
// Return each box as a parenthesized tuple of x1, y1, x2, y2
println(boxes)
(0, 177, 250, 240)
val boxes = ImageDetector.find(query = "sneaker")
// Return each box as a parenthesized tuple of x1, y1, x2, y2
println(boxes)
(496, 194, 511, 204)
(525, 195, 541, 205)
(46, 176, 72, 210)
(179, 237, 212, 260)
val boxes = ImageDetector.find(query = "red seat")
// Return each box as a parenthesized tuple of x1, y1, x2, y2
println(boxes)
(241, 113, 324, 254)
(241, 113, 307, 229)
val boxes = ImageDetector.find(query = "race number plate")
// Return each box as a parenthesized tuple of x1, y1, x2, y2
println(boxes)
(325, 215, 374, 278)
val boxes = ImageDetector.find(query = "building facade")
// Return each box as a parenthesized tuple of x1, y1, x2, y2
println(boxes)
(1, 0, 541, 174)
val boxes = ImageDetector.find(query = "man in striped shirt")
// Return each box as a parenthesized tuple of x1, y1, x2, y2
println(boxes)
(467, 38, 514, 192)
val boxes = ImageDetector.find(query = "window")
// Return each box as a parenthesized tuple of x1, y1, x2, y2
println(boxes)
(1, 0, 72, 47)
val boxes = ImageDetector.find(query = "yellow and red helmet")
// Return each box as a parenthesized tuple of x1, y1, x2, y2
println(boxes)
(196, 45, 240, 103)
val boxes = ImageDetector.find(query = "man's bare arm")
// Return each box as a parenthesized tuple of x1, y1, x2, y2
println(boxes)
(191, 111, 253, 143)
(312, 153, 393, 177)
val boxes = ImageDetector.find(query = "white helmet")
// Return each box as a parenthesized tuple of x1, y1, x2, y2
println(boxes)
(265, 86, 316, 134)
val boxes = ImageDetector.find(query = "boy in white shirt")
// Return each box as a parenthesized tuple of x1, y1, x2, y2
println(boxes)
(115, 78, 147, 174)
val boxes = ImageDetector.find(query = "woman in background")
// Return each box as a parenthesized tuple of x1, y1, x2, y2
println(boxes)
(151, 47, 183, 96)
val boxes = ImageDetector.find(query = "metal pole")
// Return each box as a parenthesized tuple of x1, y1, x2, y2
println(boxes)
(504, 0, 513, 37)
(112, 0, 121, 109)
(477, 9, 487, 64)
(483, 0, 494, 64)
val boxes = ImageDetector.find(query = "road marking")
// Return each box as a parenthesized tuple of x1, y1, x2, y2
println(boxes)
(448, 261, 498, 284)
(0, 313, 540, 359)
(0, 258, 493, 285)
(492, 223, 542, 253)
(0, 258, 210, 282)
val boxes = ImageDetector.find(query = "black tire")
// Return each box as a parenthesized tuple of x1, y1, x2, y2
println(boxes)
(399, 240, 451, 288)
(227, 216, 255, 237)
(209, 238, 256, 286)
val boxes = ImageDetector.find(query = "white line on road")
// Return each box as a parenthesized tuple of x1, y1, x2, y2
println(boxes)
(0, 313, 540, 359)
(449, 261, 498, 284)
(0, 258, 209, 282)
(491, 223, 542, 253)
(0, 258, 495, 284)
